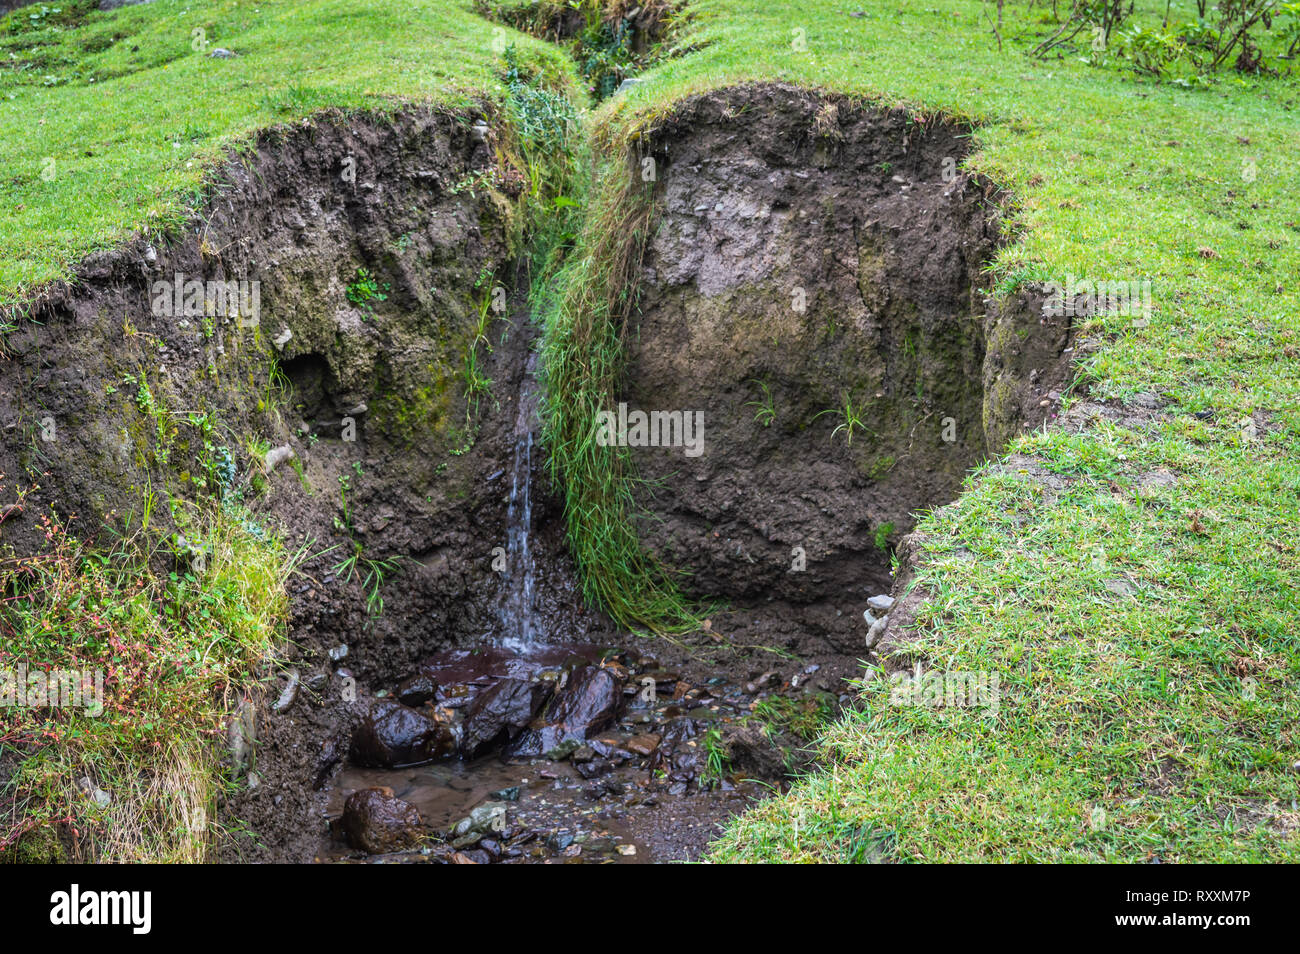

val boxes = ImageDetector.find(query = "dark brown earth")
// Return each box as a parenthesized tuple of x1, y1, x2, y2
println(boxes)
(620, 83, 1073, 658)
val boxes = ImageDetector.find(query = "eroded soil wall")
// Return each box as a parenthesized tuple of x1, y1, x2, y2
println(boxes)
(618, 85, 1072, 652)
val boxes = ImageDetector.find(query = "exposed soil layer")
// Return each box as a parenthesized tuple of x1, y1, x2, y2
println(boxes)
(2, 83, 1073, 863)
(620, 84, 1073, 655)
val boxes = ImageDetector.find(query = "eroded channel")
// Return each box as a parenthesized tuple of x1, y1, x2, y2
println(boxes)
(2, 72, 1071, 862)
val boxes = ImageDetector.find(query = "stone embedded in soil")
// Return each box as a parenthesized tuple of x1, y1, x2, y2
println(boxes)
(504, 665, 622, 758)
(460, 678, 551, 758)
(313, 731, 346, 790)
(350, 699, 456, 768)
(720, 723, 793, 781)
(341, 787, 422, 855)
(867, 594, 895, 613)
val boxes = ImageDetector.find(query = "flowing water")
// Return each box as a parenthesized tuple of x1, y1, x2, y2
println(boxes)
(499, 351, 540, 650)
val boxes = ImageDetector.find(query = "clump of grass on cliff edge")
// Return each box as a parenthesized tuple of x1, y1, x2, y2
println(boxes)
(536, 146, 703, 634)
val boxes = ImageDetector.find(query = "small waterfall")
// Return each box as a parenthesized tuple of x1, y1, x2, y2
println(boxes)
(499, 353, 539, 649)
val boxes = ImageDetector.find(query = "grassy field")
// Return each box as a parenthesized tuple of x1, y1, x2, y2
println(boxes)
(0, 0, 577, 304)
(4, 0, 1298, 862)
(545, 0, 1300, 862)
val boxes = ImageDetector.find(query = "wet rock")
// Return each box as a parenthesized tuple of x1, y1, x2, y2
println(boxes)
(744, 670, 780, 694)
(341, 788, 421, 854)
(436, 683, 475, 708)
(504, 666, 621, 758)
(542, 737, 582, 760)
(575, 759, 615, 780)
(271, 670, 299, 713)
(625, 733, 661, 757)
(312, 731, 345, 790)
(572, 743, 596, 763)
(350, 699, 456, 768)
(490, 786, 520, 802)
(450, 802, 507, 841)
(460, 678, 550, 758)
(305, 671, 329, 692)
(397, 671, 438, 708)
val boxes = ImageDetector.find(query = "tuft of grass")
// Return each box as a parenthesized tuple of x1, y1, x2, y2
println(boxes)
(537, 150, 702, 634)
(0, 507, 303, 862)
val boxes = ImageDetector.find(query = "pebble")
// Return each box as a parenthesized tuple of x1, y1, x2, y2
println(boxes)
(867, 594, 895, 613)
(865, 615, 889, 649)
(271, 670, 299, 712)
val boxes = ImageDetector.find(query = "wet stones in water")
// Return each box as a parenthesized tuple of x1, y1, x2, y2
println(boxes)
(341, 787, 422, 854)
(504, 665, 622, 758)
(350, 699, 456, 768)
(397, 670, 438, 707)
(625, 733, 661, 757)
(460, 678, 551, 759)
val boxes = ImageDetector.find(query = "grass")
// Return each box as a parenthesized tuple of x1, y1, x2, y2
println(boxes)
(0, 0, 578, 306)
(549, 0, 1297, 860)
(0, 506, 302, 861)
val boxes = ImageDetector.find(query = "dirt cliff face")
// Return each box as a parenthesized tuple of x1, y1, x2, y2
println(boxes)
(1, 84, 1072, 862)
(617, 85, 1072, 639)
(2, 107, 606, 861)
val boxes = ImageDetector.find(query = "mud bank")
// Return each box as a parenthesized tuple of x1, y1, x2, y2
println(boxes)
(618, 84, 1073, 654)
(3, 83, 1072, 863)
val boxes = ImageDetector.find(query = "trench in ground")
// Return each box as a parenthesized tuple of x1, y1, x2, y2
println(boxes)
(0, 78, 1071, 861)
(274, 86, 1071, 864)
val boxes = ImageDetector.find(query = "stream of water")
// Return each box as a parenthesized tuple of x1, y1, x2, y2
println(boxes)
(499, 351, 539, 650)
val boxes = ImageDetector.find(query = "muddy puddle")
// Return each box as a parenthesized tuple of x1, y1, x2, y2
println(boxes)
(316, 643, 803, 863)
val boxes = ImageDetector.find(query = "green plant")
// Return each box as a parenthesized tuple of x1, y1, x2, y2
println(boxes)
(346, 267, 389, 315)
(700, 726, 731, 788)
(751, 693, 836, 742)
(0, 507, 302, 861)
(814, 394, 874, 447)
(538, 154, 702, 635)
(745, 378, 777, 427)
(873, 521, 895, 551)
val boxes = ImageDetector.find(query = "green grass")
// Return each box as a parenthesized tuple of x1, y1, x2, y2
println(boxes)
(0, 0, 577, 305)
(0, 508, 302, 861)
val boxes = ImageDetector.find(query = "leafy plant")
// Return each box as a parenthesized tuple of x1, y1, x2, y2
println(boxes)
(346, 267, 389, 315)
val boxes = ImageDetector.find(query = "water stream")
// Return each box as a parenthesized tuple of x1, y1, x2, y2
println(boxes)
(499, 351, 540, 650)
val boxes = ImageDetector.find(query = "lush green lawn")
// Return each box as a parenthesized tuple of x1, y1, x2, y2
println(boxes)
(0, 0, 576, 304)
(5, 0, 1297, 861)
